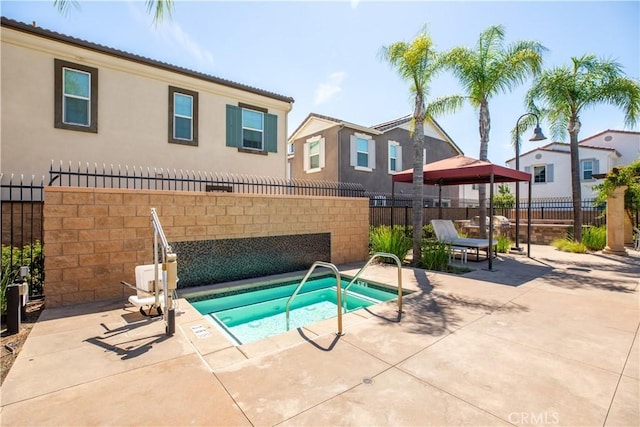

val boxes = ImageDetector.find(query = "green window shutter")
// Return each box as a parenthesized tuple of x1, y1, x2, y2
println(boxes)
(264, 113, 278, 153)
(226, 104, 242, 148)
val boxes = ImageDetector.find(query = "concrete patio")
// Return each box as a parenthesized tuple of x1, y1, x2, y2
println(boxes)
(1, 244, 638, 426)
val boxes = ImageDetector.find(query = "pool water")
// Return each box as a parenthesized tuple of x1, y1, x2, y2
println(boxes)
(188, 276, 398, 345)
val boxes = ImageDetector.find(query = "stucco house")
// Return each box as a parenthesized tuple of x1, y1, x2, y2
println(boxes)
(0, 17, 294, 182)
(287, 113, 463, 206)
(506, 130, 638, 200)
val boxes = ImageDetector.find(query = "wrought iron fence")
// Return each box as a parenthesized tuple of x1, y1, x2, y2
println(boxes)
(370, 197, 608, 229)
(1, 174, 45, 299)
(2, 163, 369, 303)
(48, 161, 366, 197)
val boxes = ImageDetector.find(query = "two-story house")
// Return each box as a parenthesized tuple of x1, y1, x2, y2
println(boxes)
(0, 17, 294, 182)
(505, 130, 639, 200)
(287, 113, 463, 206)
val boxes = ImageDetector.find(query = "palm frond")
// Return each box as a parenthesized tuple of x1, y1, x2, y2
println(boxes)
(425, 95, 466, 118)
(146, 0, 173, 24)
(53, 0, 80, 16)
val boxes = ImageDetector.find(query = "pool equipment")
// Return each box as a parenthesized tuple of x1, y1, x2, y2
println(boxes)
(151, 207, 177, 336)
(121, 208, 177, 336)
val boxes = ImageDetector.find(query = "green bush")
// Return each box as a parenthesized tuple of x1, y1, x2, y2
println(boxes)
(582, 226, 607, 251)
(551, 238, 587, 253)
(420, 240, 451, 271)
(1, 241, 44, 314)
(496, 235, 512, 253)
(422, 224, 435, 239)
(369, 226, 412, 263)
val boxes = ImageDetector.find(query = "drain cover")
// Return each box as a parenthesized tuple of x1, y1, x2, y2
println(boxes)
(362, 377, 374, 385)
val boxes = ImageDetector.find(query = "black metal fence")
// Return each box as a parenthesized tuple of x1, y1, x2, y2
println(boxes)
(1, 174, 45, 299)
(2, 164, 369, 304)
(48, 161, 366, 197)
(370, 197, 609, 229)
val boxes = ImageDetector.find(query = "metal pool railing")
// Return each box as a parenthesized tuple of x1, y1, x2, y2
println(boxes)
(285, 261, 343, 336)
(343, 252, 403, 315)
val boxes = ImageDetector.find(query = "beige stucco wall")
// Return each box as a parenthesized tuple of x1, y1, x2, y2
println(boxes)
(43, 187, 370, 307)
(1, 26, 292, 180)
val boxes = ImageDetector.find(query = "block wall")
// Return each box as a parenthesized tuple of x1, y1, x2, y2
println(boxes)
(43, 187, 369, 307)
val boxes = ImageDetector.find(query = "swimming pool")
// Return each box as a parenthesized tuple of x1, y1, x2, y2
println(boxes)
(187, 276, 400, 345)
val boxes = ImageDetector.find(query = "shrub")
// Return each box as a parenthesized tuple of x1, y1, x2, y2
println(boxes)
(1, 242, 44, 314)
(422, 224, 435, 239)
(551, 238, 587, 253)
(496, 235, 512, 253)
(420, 240, 451, 271)
(582, 226, 607, 251)
(369, 226, 412, 263)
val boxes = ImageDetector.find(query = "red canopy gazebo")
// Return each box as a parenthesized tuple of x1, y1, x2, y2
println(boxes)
(391, 155, 532, 269)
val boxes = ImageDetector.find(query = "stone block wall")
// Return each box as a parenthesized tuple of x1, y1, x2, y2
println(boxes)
(43, 187, 369, 307)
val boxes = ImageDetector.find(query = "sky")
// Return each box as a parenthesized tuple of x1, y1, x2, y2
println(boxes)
(2, 0, 639, 167)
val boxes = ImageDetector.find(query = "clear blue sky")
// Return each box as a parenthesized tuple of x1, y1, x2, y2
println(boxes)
(3, 1, 639, 166)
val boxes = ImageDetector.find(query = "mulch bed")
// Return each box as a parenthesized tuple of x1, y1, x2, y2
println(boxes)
(1, 300, 45, 385)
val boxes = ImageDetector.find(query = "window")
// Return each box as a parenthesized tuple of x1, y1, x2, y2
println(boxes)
(434, 200, 451, 208)
(169, 86, 198, 145)
(309, 141, 320, 169)
(371, 195, 387, 206)
(388, 141, 402, 173)
(581, 159, 599, 180)
(527, 164, 554, 183)
(54, 59, 98, 133)
(226, 104, 278, 153)
(287, 143, 295, 155)
(242, 108, 263, 150)
(357, 137, 369, 167)
(303, 136, 325, 173)
(350, 134, 375, 171)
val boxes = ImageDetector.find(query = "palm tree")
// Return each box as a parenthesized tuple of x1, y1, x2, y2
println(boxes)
(379, 27, 445, 263)
(526, 55, 640, 242)
(443, 25, 546, 237)
(54, 0, 173, 23)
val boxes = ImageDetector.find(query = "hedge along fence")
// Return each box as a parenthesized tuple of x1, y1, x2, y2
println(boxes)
(43, 187, 369, 307)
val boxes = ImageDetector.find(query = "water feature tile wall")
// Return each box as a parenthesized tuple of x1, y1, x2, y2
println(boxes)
(172, 233, 331, 288)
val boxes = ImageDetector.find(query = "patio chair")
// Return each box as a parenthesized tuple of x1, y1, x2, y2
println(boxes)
(431, 219, 497, 261)
(120, 264, 164, 317)
(634, 227, 640, 251)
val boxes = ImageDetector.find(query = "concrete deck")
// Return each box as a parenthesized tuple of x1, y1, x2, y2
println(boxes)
(1, 245, 638, 426)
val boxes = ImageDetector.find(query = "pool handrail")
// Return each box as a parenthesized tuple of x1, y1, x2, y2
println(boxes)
(285, 261, 343, 336)
(343, 252, 403, 315)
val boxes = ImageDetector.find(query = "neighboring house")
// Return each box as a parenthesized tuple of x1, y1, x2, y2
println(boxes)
(287, 113, 463, 206)
(504, 129, 640, 199)
(0, 17, 294, 182)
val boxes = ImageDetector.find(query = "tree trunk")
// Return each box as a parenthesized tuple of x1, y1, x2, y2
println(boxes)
(477, 100, 491, 239)
(412, 95, 425, 265)
(568, 117, 582, 241)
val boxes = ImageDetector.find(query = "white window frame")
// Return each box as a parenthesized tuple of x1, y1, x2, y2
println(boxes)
(62, 67, 91, 127)
(303, 135, 325, 174)
(350, 133, 375, 172)
(388, 140, 402, 173)
(581, 158, 598, 181)
(173, 92, 193, 141)
(242, 108, 264, 151)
